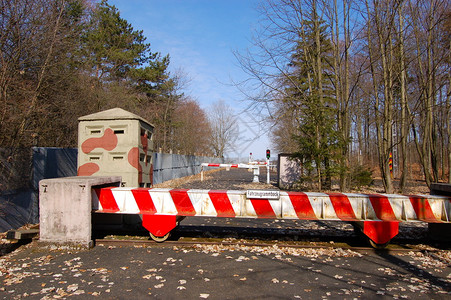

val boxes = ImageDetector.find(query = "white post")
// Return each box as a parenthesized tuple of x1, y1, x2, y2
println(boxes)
(253, 166, 260, 183)
(266, 158, 270, 184)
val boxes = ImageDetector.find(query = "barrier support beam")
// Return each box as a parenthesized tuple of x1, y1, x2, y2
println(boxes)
(353, 221, 400, 247)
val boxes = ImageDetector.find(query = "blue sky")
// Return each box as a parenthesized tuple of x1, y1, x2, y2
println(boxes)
(108, 0, 272, 160)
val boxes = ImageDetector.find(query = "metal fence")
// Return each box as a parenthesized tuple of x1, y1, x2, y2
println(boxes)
(153, 152, 223, 184)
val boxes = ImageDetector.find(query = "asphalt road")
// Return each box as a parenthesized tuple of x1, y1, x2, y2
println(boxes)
(1, 240, 450, 299)
(168, 167, 278, 190)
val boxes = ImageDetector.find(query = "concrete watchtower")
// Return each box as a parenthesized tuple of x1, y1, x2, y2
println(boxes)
(77, 108, 154, 187)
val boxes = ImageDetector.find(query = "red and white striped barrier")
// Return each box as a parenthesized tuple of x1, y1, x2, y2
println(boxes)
(201, 163, 260, 182)
(201, 163, 240, 168)
(201, 163, 260, 169)
(93, 188, 450, 222)
(248, 161, 268, 165)
(93, 187, 450, 244)
(250, 159, 274, 184)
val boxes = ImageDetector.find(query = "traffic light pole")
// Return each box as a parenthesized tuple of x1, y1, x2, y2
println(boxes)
(266, 157, 270, 184)
(266, 149, 270, 184)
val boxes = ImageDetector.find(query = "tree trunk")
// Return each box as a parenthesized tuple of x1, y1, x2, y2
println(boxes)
(398, 3, 409, 192)
(375, 0, 394, 193)
(16, 5, 65, 145)
(342, 0, 351, 191)
(332, 0, 344, 190)
(448, 40, 451, 183)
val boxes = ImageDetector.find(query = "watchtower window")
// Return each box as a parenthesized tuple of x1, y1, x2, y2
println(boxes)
(114, 129, 125, 134)
(110, 152, 126, 161)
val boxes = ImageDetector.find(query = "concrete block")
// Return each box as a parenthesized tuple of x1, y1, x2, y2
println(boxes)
(7, 229, 39, 240)
(39, 176, 121, 247)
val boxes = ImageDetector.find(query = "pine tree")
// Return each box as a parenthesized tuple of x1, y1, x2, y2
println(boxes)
(82, 0, 169, 91)
(282, 9, 342, 191)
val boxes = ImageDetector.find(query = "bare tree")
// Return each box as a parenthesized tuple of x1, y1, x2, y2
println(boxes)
(362, 0, 400, 193)
(270, 99, 301, 153)
(0, 0, 85, 148)
(235, 0, 451, 191)
(162, 98, 211, 156)
(408, 0, 449, 187)
(208, 100, 239, 158)
(397, 1, 409, 192)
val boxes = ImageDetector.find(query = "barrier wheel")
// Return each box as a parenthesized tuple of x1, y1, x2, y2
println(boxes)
(150, 232, 170, 243)
(369, 239, 389, 249)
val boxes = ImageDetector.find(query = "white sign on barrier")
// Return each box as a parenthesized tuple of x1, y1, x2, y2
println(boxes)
(246, 190, 280, 200)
